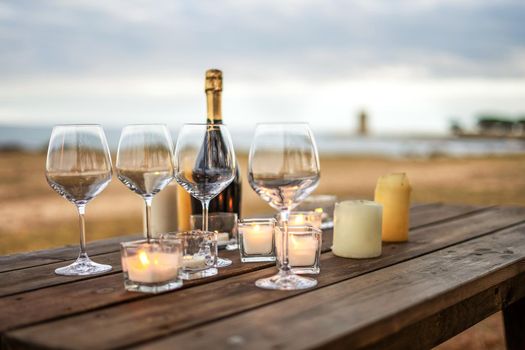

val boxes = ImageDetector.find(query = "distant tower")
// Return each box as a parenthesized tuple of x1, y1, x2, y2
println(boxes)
(357, 110, 368, 136)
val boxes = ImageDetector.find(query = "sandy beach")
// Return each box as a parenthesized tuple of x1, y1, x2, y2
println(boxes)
(2, 151, 524, 255)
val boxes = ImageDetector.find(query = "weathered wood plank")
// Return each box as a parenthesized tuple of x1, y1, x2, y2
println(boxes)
(0, 203, 491, 298)
(131, 225, 525, 350)
(503, 293, 525, 350)
(0, 253, 121, 298)
(0, 235, 140, 273)
(409, 203, 489, 228)
(3, 207, 524, 349)
(363, 268, 525, 350)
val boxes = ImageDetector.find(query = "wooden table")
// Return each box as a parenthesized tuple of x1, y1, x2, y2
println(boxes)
(1, 203, 525, 350)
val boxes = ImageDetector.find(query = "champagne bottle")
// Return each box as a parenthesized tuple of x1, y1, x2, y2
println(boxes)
(191, 69, 242, 216)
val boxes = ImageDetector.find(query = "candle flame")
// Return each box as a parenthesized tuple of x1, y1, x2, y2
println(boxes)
(138, 251, 150, 266)
(293, 215, 305, 225)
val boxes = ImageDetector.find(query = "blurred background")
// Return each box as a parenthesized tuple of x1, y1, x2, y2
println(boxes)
(1, 2, 524, 348)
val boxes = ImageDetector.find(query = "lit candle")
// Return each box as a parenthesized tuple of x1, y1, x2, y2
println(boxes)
(182, 255, 207, 270)
(124, 250, 180, 283)
(288, 234, 318, 266)
(214, 231, 231, 244)
(275, 228, 319, 267)
(291, 214, 305, 226)
(332, 200, 382, 259)
(374, 173, 411, 242)
(242, 224, 273, 254)
(286, 211, 323, 229)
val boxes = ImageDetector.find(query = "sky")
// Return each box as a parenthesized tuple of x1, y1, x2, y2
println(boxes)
(0, 0, 524, 134)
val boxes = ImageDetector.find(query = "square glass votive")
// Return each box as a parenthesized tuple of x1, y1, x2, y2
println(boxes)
(161, 231, 217, 280)
(275, 225, 322, 274)
(120, 239, 183, 294)
(238, 218, 276, 262)
(190, 212, 238, 250)
(277, 211, 323, 229)
(296, 195, 337, 229)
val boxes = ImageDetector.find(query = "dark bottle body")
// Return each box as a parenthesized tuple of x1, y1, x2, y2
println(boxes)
(191, 69, 242, 217)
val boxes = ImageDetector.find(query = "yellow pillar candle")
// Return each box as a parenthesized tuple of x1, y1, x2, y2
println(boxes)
(332, 200, 382, 258)
(374, 173, 411, 242)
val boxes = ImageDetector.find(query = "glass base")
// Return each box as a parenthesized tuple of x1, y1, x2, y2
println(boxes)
(255, 271, 317, 290)
(241, 256, 276, 263)
(216, 257, 232, 268)
(226, 243, 238, 251)
(180, 267, 218, 280)
(124, 279, 183, 294)
(291, 267, 320, 275)
(55, 256, 112, 276)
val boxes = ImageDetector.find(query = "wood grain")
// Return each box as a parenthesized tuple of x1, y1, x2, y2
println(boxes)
(0, 203, 491, 298)
(0, 235, 140, 273)
(131, 224, 525, 350)
(3, 207, 524, 349)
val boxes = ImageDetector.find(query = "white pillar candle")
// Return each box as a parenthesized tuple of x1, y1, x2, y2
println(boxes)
(124, 250, 180, 283)
(242, 224, 273, 254)
(332, 200, 382, 259)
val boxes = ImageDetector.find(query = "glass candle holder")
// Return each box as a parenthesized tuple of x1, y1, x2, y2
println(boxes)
(276, 225, 322, 274)
(277, 211, 323, 229)
(238, 218, 276, 262)
(296, 195, 337, 229)
(161, 231, 217, 280)
(120, 239, 183, 294)
(190, 212, 238, 250)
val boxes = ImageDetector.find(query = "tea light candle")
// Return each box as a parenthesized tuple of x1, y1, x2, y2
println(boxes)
(332, 200, 382, 259)
(242, 223, 273, 254)
(124, 250, 180, 283)
(215, 231, 231, 244)
(182, 255, 207, 270)
(288, 234, 318, 266)
(284, 211, 323, 229)
(291, 214, 306, 226)
(374, 173, 411, 242)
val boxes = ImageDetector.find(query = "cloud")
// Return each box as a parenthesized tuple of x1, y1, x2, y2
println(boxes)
(0, 0, 524, 132)
(0, 0, 523, 80)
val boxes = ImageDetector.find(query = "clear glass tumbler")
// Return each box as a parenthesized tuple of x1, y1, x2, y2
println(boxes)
(161, 231, 218, 280)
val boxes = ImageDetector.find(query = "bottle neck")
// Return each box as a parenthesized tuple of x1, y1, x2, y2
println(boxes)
(206, 91, 222, 124)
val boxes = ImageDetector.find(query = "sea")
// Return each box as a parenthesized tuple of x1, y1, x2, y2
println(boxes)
(1, 124, 525, 158)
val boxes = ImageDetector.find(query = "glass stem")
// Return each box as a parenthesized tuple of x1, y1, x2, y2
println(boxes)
(144, 197, 153, 243)
(77, 204, 88, 259)
(280, 210, 291, 273)
(202, 200, 210, 231)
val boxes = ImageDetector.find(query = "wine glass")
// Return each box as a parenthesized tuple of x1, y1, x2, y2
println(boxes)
(116, 125, 174, 242)
(46, 125, 113, 276)
(248, 123, 320, 290)
(174, 123, 236, 268)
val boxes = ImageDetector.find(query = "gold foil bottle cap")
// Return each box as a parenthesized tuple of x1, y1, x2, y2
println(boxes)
(205, 69, 222, 92)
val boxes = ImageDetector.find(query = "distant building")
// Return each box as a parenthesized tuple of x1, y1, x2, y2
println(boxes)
(358, 110, 368, 136)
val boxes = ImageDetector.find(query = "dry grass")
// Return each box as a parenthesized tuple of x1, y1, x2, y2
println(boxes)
(1, 151, 522, 349)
